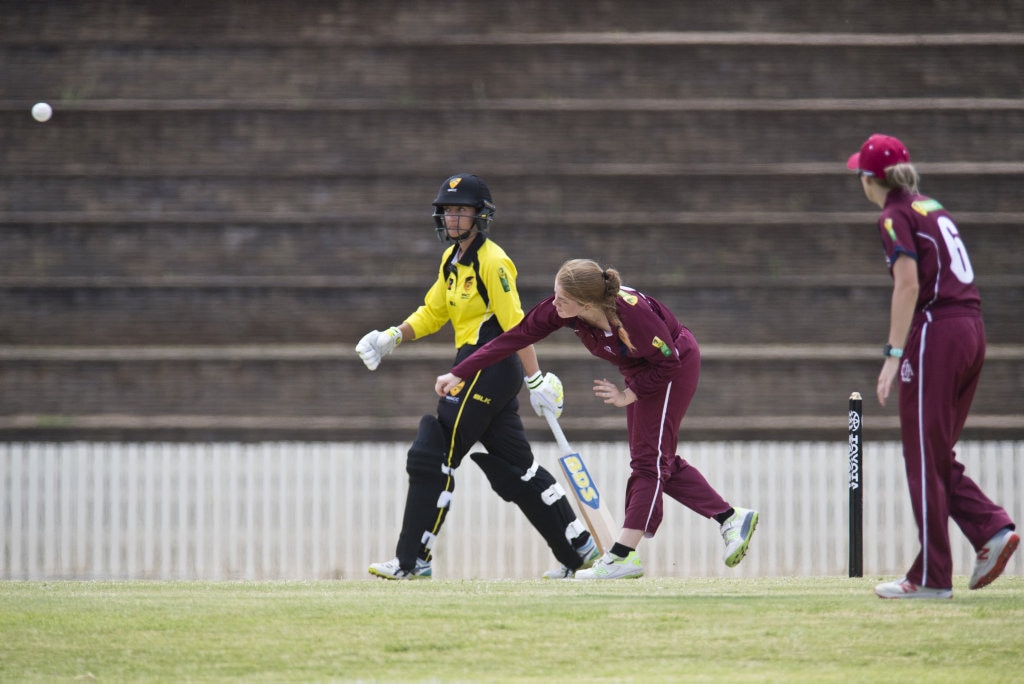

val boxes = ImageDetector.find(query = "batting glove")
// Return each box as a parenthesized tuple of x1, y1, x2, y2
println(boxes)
(355, 326, 402, 371)
(526, 371, 564, 418)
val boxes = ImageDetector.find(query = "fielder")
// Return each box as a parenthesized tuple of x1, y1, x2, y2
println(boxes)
(847, 134, 1018, 599)
(357, 173, 598, 580)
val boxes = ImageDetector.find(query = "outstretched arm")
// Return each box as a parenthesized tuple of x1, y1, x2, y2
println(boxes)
(517, 344, 540, 378)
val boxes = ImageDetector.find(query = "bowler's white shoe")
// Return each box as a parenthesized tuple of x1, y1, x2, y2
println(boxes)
(969, 528, 1020, 590)
(720, 507, 759, 567)
(574, 551, 644, 580)
(874, 577, 952, 599)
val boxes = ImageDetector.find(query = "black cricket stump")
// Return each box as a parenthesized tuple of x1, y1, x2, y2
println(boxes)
(848, 392, 863, 577)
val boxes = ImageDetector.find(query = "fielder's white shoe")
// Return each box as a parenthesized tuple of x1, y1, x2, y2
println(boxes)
(368, 557, 432, 580)
(969, 528, 1020, 590)
(874, 577, 952, 600)
(574, 551, 644, 580)
(720, 507, 759, 567)
(542, 536, 601, 579)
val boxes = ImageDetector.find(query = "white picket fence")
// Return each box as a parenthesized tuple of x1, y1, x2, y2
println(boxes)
(2, 441, 1021, 581)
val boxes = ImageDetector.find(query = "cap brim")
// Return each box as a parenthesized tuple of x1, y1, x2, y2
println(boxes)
(846, 152, 861, 171)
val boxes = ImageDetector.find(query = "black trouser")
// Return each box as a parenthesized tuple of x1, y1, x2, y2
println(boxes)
(394, 348, 585, 571)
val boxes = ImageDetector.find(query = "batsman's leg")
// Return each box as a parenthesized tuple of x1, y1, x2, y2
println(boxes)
(471, 450, 588, 570)
(392, 415, 455, 572)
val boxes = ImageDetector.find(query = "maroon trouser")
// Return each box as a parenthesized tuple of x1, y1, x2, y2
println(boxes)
(621, 327, 731, 536)
(899, 310, 1014, 588)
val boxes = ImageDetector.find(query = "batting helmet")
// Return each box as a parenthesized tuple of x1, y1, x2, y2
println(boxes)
(431, 173, 496, 243)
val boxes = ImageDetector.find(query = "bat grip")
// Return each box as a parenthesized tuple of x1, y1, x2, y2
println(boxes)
(542, 408, 573, 455)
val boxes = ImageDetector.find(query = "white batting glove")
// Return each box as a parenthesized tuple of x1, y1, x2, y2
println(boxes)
(355, 327, 402, 371)
(526, 371, 564, 418)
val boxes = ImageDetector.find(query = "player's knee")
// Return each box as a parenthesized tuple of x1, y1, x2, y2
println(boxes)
(472, 452, 568, 507)
(520, 461, 565, 505)
(470, 451, 520, 500)
(407, 414, 448, 480)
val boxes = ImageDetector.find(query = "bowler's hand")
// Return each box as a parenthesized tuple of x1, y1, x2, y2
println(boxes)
(436, 372, 463, 397)
(594, 378, 633, 407)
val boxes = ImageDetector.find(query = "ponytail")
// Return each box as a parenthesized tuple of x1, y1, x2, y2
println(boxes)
(556, 259, 637, 352)
(883, 162, 920, 194)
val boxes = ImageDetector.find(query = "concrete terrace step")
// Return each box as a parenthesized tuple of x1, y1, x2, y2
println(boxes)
(2, 276, 1022, 345)
(5, 0, 1024, 38)
(2, 342, 1022, 414)
(5, 108, 1024, 173)
(5, 6, 1024, 39)
(6, 341, 1023, 362)
(4, 169, 1024, 216)
(8, 97, 1023, 112)
(3, 413, 1024, 444)
(3, 216, 1021, 282)
(5, 43, 1023, 101)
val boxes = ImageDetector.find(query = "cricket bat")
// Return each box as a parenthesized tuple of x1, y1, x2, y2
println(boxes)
(542, 409, 618, 554)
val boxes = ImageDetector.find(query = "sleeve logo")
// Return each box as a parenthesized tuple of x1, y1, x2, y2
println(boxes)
(498, 267, 511, 292)
(883, 218, 898, 243)
(651, 336, 673, 358)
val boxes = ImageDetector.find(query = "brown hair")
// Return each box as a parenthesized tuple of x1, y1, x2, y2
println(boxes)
(556, 259, 636, 352)
(880, 162, 920, 194)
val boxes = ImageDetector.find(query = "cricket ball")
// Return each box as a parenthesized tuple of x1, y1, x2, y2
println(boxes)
(32, 102, 52, 122)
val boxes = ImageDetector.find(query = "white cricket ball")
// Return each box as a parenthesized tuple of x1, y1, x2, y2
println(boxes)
(32, 102, 53, 123)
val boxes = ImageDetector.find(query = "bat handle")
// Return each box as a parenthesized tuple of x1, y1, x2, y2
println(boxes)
(542, 408, 573, 455)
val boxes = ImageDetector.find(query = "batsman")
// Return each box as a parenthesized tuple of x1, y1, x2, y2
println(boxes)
(356, 173, 598, 580)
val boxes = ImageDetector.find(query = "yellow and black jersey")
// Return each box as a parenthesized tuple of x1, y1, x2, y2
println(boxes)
(405, 236, 524, 349)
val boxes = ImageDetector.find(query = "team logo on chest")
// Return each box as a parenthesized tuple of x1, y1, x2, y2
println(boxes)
(461, 275, 475, 300)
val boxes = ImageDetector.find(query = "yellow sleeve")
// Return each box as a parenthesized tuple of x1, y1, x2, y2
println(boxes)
(404, 265, 451, 340)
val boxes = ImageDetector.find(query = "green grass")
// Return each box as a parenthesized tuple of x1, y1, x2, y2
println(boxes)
(2, 577, 1023, 682)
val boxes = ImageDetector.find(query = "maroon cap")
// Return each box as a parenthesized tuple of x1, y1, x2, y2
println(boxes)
(846, 134, 910, 178)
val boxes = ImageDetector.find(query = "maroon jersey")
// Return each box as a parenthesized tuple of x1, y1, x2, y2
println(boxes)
(451, 287, 686, 398)
(878, 189, 981, 314)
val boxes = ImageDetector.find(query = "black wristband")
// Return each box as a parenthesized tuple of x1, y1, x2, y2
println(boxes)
(883, 344, 903, 359)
